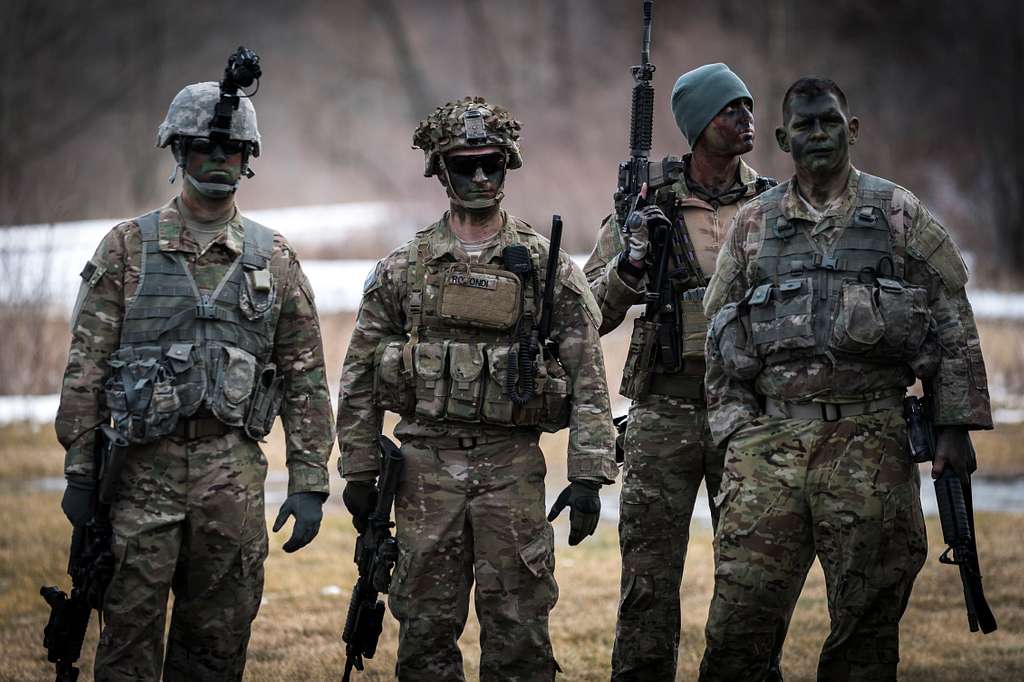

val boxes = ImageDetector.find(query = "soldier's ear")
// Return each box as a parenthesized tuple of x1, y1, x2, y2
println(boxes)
(775, 126, 790, 153)
(847, 117, 860, 146)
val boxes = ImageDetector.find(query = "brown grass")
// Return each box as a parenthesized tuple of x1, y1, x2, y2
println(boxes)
(2, 477, 1022, 681)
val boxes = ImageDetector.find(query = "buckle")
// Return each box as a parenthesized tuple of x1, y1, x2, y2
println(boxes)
(459, 436, 478, 449)
(196, 303, 220, 319)
(820, 403, 842, 421)
(186, 420, 200, 439)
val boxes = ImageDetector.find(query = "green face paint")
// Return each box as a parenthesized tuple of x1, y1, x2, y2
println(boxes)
(783, 93, 852, 177)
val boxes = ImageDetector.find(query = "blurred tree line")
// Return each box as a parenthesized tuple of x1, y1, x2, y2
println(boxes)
(1, 0, 1020, 283)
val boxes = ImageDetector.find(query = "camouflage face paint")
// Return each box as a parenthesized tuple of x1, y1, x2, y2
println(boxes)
(185, 140, 244, 186)
(698, 97, 755, 156)
(444, 149, 506, 203)
(780, 93, 854, 177)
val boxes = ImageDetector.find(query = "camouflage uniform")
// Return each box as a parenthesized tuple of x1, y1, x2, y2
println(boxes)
(700, 168, 993, 681)
(585, 156, 778, 679)
(55, 200, 334, 680)
(337, 210, 618, 680)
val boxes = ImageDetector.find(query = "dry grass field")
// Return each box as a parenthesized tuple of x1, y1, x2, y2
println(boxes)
(1, 422, 1023, 681)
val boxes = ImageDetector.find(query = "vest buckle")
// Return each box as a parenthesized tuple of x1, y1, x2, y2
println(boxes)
(196, 302, 220, 320)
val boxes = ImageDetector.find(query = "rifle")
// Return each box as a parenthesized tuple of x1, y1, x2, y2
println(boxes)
(904, 395, 997, 633)
(40, 424, 127, 681)
(614, 0, 656, 228)
(342, 435, 405, 680)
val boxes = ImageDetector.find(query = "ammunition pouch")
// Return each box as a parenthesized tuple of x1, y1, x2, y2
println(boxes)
(245, 363, 284, 439)
(371, 340, 570, 431)
(619, 317, 660, 400)
(104, 345, 197, 444)
(106, 342, 281, 444)
(680, 298, 708, 359)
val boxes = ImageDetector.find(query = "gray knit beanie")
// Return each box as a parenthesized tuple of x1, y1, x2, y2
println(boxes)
(670, 63, 752, 146)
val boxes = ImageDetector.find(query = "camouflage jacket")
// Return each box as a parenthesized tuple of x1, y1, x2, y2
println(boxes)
(703, 168, 993, 443)
(584, 155, 765, 336)
(337, 212, 618, 484)
(55, 197, 334, 495)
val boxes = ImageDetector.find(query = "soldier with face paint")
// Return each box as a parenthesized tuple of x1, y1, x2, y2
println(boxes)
(583, 63, 785, 680)
(699, 77, 993, 681)
(55, 76, 334, 680)
(336, 96, 617, 680)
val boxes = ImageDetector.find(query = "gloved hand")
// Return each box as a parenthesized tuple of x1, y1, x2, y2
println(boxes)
(61, 475, 96, 527)
(342, 479, 379, 533)
(547, 481, 601, 546)
(273, 492, 325, 553)
(624, 204, 670, 263)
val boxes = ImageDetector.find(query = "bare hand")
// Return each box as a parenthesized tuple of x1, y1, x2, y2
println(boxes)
(931, 426, 976, 480)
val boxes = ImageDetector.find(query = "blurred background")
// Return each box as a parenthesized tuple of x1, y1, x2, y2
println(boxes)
(2, 3, 1024, 678)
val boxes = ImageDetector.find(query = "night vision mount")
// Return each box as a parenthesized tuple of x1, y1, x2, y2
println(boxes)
(209, 45, 261, 149)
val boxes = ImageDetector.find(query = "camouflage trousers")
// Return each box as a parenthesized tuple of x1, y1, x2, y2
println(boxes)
(699, 408, 928, 682)
(388, 431, 559, 681)
(95, 429, 268, 682)
(611, 393, 721, 680)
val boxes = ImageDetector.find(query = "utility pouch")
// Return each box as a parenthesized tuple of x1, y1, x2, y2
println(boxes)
(446, 342, 487, 421)
(209, 346, 258, 427)
(619, 317, 660, 400)
(680, 299, 708, 359)
(413, 341, 450, 419)
(482, 345, 515, 425)
(711, 302, 762, 381)
(439, 263, 522, 330)
(245, 363, 284, 440)
(749, 278, 815, 358)
(512, 348, 548, 427)
(372, 337, 414, 414)
(830, 278, 930, 361)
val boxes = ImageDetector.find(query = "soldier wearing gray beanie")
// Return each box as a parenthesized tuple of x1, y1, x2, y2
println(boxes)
(671, 63, 752, 146)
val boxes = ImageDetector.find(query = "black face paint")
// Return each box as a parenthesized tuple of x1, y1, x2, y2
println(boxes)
(445, 152, 507, 202)
(784, 94, 852, 177)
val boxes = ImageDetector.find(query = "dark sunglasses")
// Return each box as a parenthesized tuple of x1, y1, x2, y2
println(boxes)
(446, 152, 507, 176)
(188, 137, 246, 155)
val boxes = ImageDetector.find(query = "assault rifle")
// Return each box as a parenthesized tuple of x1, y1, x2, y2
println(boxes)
(904, 395, 997, 633)
(342, 435, 405, 680)
(40, 424, 127, 682)
(614, 0, 656, 228)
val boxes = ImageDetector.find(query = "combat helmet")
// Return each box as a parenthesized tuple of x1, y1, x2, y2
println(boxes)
(413, 96, 523, 178)
(157, 81, 260, 197)
(157, 81, 261, 155)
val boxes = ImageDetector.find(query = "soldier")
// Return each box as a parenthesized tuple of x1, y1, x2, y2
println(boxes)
(55, 77, 335, 680)
(583, 63, 784, 679)
(336, 96, 617, 680)
(699, 77, 993, 681)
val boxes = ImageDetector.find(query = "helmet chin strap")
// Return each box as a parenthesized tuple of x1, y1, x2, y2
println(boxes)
(440, 158, 504, 209)
(185, 172, 239, 198)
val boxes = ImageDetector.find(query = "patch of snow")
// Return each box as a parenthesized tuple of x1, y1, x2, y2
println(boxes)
(0, 394, 59, 426)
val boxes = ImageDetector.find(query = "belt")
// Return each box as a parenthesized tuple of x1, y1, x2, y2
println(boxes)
(407, 432, 526, 450)
(764, 395, 903, 422)
(172, 416, 232, 439)
(648, 372, 704, 400)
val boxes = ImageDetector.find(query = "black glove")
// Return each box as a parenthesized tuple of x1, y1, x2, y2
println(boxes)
(342, 480, 379, 533)
(547, 481, 601, 546)
(61, 475, 96, 527)
(272, 492, 325, 553)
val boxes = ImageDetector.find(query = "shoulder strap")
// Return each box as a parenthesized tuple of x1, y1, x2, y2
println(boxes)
(402, 236, 430, 378)
(240, 217, 274, 270)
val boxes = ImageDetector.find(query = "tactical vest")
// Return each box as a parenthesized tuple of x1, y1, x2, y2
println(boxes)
(372, 221, 571, 431)
(620, 157, 777, 401)
(104, 210, 284, 443)
(717, 174, 931, 379)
